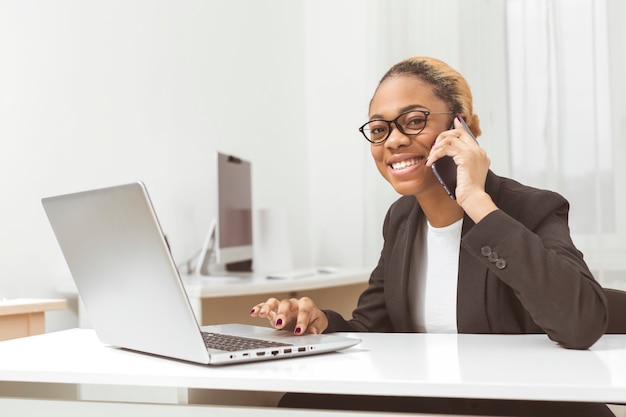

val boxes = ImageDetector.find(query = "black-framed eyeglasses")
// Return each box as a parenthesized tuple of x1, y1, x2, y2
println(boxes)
(358, 110, 454, 144)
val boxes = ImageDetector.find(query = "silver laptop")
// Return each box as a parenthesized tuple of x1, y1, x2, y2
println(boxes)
(41, 182, 360, 365)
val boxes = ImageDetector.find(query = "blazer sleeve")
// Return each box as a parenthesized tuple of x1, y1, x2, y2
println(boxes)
(324, 257, 393, 333)
(324, 199, 411, 333)
(461, 187, 608, 349)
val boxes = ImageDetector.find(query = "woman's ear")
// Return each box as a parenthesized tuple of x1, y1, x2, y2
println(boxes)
(463, 113, 482, 138)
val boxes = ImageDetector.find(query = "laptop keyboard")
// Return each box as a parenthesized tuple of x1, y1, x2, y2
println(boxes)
(202, 332, 293, 352)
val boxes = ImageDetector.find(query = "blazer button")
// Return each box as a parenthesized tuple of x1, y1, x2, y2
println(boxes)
(488, 252, 499, 262)
(481, 246, 492, 256)
(496, 258, 507, 269)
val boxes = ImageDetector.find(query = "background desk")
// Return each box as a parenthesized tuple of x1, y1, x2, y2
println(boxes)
(0, 329, 625, 416)
(65, 268, 370, 328)
(182, 268, 370, 326)
(0, 298, 67, 341)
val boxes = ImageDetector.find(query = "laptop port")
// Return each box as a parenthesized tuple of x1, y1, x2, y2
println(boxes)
(283, 348, 292, 354)
(271, 350, 279, 356)
(256, 352, 266, 357)
(298, 347, 306, 352)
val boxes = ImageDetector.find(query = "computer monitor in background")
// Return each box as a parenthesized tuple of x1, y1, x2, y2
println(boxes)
(196, 152, 253, 275)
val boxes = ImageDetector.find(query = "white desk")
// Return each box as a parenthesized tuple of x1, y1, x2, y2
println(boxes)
(62, 268, 370, 328)
(182, 268, 370, 325)
(0, 329, 625, 416)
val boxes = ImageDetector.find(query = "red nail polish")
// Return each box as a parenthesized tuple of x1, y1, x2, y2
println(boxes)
(276, 318, 283, 326)
(249, 309, 255, 315)
(295, 327, 302, 334)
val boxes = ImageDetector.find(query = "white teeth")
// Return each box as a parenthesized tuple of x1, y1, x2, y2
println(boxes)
(391, 159, 420, 170)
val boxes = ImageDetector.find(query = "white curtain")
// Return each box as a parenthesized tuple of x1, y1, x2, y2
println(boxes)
(506, 0, 626, 285)
(346, 0, 625, 285)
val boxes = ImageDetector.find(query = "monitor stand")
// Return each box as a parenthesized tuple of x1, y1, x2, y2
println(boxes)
(195, 218, 216, 276)
(191, 218, 252, 276)
(224, 259, 253, 272)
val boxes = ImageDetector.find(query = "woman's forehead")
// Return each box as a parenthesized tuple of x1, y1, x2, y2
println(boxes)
(369, 75, 444, 117)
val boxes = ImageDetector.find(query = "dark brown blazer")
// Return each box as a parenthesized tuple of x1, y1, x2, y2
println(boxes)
(325, 171, 608, 349)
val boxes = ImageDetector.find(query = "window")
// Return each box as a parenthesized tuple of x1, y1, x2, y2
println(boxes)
(506, 0, 626, 286)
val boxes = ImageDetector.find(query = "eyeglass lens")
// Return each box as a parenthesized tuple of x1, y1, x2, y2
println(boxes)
(361, 110, 429, 143)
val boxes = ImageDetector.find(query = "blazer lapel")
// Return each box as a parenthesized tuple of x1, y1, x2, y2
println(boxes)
(386, 199, 422, 332)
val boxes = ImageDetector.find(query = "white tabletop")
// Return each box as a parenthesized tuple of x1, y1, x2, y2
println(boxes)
(182, 268, 370, 298)
(0, 329, 625, 404)
(58, 268, 371, 299)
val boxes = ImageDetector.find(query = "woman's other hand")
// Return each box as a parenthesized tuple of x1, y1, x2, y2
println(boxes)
(427, 117, 497, 223)
(249, 297, 329, 335)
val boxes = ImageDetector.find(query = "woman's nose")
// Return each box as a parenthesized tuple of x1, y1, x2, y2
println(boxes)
(384, 124, 411, 149)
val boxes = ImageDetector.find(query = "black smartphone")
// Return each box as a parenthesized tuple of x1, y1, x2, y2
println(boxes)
(431, 116, 477, 200)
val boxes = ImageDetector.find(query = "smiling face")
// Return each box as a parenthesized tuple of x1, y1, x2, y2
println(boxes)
(369, 74, 455, 197)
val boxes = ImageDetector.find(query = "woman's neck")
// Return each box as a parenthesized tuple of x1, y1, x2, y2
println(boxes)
(416, 190, 464, 228)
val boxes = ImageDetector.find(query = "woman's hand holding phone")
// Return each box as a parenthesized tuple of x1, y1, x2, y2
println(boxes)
(427, 116, 498, 223)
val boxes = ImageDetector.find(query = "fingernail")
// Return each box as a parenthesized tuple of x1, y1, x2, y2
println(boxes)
(294, 327, 302, 334)
(276, 318, 283, 326)
(249, 308, 256, 315)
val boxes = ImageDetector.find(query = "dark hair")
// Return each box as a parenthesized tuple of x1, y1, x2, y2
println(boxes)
(377, 56, 481, 137)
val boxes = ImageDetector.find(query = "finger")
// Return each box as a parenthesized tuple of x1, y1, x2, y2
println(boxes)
(433, 130, 462, 151)
(304, 312, 327, 334)
(250, 297, 279, 318)
(292, 297, 320, 335)
(431, 132, 473, 159)
(426, 135, 457, 166)
(297, 309, 329, 335)
(274, 298, 299, 329)
(249, 302, 265, 317)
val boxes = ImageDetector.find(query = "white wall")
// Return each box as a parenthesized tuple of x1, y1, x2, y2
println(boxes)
(0, 0, 312, 330)
(0, 0, 510, 331)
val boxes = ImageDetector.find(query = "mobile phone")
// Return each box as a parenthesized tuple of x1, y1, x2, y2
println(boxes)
(431, 116, 477, 200)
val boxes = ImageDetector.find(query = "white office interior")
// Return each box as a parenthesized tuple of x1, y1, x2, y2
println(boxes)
(1, 0, 625, 336)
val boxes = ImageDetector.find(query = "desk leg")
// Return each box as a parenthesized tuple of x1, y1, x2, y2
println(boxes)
(0, 313, 45, 340)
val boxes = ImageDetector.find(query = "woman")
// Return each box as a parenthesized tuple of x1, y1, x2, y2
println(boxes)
(250, 57, 612, 416)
